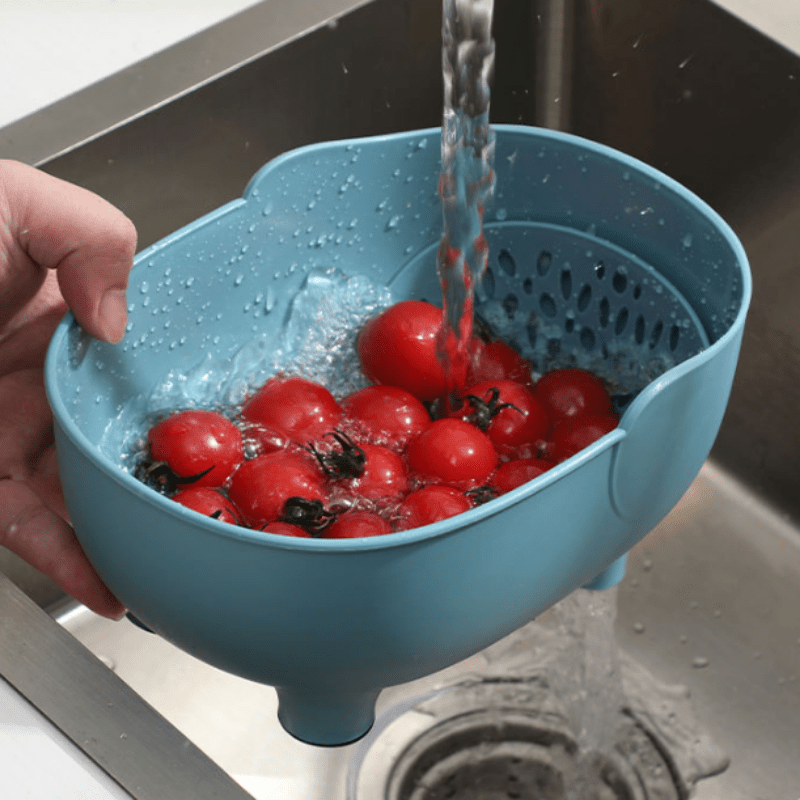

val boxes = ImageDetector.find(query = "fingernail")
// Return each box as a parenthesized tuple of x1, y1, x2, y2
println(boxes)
(98, 288, 128, 344)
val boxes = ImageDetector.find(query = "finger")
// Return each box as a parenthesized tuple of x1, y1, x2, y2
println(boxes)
(0, 479, 126, 619)
(0, 160, 137, 344)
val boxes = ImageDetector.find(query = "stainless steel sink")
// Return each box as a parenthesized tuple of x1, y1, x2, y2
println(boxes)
(49, 462, 800, 799)
(2, 0, 800, 797)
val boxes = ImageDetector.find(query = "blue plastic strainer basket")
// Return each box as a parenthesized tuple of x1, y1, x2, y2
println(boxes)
(397, 221, 709, 408)
(45, 125, 750, 745)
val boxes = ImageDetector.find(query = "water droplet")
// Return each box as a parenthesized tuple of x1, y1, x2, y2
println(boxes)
(139, 282, 149, 294)
(682, 233, 693, 248)
(386, 215, 400, 231)
(495, 208, 508, 221)
(679, 634, 688, 644)
(262, 203, 273, 216)
(633, 622, 646, 634)
(622, 171, 631, 181)
(185, 277, 195, 288)
(692, 656, 709, 669)
(642, 558, 653, 571)
(234, 274, 244, 286)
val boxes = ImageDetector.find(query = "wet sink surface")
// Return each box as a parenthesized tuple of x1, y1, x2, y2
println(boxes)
(57, 462, 800, 800)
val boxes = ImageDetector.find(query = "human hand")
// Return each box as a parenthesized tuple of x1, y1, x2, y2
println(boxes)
(0, 160, 136, 619)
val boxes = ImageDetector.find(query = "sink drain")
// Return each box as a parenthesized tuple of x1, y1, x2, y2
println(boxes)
(352, 679, 683, 800)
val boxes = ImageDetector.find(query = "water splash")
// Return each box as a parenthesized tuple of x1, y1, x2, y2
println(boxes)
(481, 588, 729, 796)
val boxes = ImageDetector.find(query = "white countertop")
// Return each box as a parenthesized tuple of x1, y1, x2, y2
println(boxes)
(0, 0, 263, 129)
(0, 676, 133, 800)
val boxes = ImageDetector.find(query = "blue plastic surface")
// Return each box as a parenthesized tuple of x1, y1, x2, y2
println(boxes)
(45, 125, 750, 745)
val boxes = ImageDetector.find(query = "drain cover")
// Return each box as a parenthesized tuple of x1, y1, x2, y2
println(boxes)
(352, 680, 682, 800)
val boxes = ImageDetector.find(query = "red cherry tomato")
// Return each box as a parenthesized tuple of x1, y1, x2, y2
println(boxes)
(548, 414, 619, 462)
(228, 451, 327, 528)
(148, 409, 244, 488)
(242, 423, 290, 456)
(323, 511, 392, 539)
(534, 368, 614, 424)
(241, 376, 343, 444)
(468, 339, 533, 386)
(406, 418, 498, 488)
(396, 485, 472, 530)
(340, 385, 431, 448)
(357, 300, 466, 401)
(260, 521, 314, 538)
(340, 443, 409, 502)
(489, 458, 556, 494)
(172, 486, 240, 524)
(455, 379, 551, 458)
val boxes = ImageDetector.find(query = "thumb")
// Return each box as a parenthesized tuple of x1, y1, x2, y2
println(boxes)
(1, 160, 137, 344)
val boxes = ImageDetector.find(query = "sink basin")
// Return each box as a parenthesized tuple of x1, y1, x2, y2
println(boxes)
(54, 462, 800, 799)
(2, 0, 800, 796)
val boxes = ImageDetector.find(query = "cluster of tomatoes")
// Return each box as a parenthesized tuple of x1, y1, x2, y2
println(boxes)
(136, 299, 619, 538)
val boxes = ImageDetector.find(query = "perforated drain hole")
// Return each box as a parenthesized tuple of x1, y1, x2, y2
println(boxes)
(469, 224, 711, 402)
(371, 709, 682, 800)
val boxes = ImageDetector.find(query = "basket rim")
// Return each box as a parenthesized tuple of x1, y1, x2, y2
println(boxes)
(45, 124, 750, 552)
